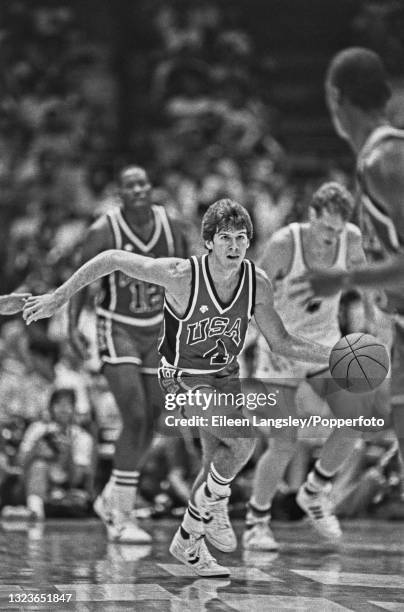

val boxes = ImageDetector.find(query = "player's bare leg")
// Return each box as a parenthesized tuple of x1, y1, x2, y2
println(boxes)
(170, 430, 230, 577)
(297, 427, 358, 537)
(170, 420, 255, 576)
(94, 363, 153, 544)
(175, 425, 255, 547)
(297, 382, 361, 541)
(193, 413, 256, 547)
(243, 387, 297, 551)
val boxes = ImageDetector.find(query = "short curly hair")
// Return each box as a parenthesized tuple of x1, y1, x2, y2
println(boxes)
(201, 199, 253, 248)
(327, 47, 391, 111)
(310, 182, 354, 221)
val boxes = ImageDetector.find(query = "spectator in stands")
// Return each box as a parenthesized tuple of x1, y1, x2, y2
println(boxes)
(0, 417, 25, 508)
(19, 388, 95, 520)
(0, 322, 55, 423)
(140, 435, 200, 512)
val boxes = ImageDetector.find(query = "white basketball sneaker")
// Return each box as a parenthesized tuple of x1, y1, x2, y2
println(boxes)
(296, 485, 342, 541)
(195, 485, 237, 552)
(169, 528, 230, 577)
(93, 494, 151, 544)
(242, 518, 279, 551)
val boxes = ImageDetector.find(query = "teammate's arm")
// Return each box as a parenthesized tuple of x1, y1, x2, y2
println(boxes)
(253, 269, 330, 364)
(68, 217, 114, 358)
(0, 293, 31, 315)
(23, 251, 186, 324)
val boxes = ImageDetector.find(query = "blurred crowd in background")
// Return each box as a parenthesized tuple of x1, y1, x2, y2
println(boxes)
(0, 0, 404, 521)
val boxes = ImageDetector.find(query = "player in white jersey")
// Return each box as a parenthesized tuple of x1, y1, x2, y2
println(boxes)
(243, 182, 376, 550)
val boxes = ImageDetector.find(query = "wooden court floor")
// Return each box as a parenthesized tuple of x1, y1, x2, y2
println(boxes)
(0, 518, 403, 611)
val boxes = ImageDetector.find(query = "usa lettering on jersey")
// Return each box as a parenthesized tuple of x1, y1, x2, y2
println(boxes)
(187, 316, 242, 347)
(159, 255, 256, 373)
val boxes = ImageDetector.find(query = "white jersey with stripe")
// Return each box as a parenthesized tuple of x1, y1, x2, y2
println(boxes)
(159, 254, 256, 373)
(96, 205, 175, 327)
(273, 222, 351, 346)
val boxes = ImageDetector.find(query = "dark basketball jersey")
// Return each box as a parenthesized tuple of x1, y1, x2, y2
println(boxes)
(357, 125, 404, 313)
(159, 254, 256, 373)
(97, 205, 175, 327)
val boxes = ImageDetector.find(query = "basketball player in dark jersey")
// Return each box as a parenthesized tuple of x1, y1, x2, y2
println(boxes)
(23, 199, 330, 576)
(293, 47, 404, 487)
(67, 165, 188, 544)
(0, 293, 31, 315)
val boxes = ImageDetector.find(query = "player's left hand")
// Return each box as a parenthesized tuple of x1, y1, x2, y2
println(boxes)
(0, 293, 32, 315)
(22, 293, 61, 325)
(290, 270, 347, 306)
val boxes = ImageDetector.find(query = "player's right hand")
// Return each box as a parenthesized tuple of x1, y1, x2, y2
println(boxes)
(22, 293, 61, 324)
(68, 328, 90, 360)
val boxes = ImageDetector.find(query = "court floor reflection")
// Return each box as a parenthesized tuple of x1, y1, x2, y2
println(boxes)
(0, 518, 403, 611)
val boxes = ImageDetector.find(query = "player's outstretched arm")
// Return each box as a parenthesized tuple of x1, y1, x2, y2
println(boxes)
(254, 269, 329, 364)
(348, 253, 404, 289)
(290, 251, 404, 305)
(23, 250, 185, 324)
(0, 293, 31, 315)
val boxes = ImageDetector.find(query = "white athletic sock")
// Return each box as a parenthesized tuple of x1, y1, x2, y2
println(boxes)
(27, 494, 45, 519)
(181, 501, 204, 536)
(205, 463, 233, 499)
(246, 498, 271, 525)
(305, 461, 336, 494)
(108, 469, 140, 514)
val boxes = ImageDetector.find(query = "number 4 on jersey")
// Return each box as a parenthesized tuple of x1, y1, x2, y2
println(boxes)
(203, 339, 230, 365)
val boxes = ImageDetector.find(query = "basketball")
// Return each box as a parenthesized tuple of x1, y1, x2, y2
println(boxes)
(329, 333, 390, 393)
